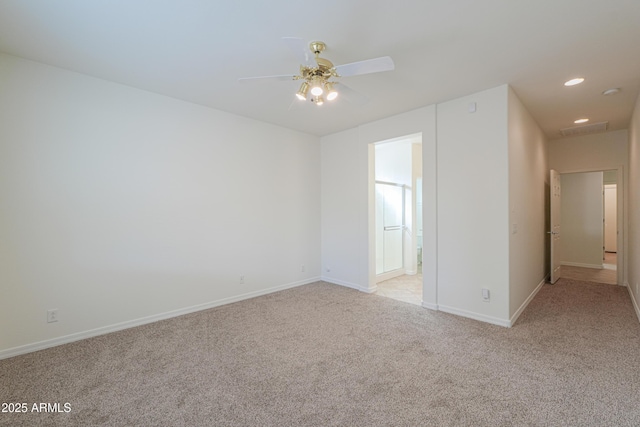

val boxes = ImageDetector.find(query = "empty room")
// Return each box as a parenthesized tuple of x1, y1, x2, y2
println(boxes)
(2, 1, 640, 426)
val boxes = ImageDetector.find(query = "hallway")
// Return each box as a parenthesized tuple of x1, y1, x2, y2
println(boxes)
(560, 252, 618, 285)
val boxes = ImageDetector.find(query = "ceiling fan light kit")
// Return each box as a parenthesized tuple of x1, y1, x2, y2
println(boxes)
(294, 41, 339, 105)
(295, 82, 309, 100)
(325, 82, 338, 100)
(239, 38, 395, 107)
(309, 76, 325, 96)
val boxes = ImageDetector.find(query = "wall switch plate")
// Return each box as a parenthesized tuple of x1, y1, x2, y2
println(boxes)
(301, 265, 306, 272)
(47, 309, 59, 323)
(239, 275, 245, 284)
(482, 289, 490, 302)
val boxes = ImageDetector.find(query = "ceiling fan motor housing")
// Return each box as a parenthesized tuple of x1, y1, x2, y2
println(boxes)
(309, 41, 326, 55)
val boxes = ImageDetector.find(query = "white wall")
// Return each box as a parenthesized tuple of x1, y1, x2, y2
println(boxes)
(322, 84, 547, 327)
(410, 142, 423, 274)
(436, 85, 510, 324)
(549, 130, 628, 172)
(321, 106, 438, 306)
(0, 54, 321, 357)
(375, 141, 412, 185)
(604, 170, 618, 185)
(320, 128, 368, 290)
(628, 92, 640, 317)
(507, 87, 548, 321)
(560, 172, 604, 268)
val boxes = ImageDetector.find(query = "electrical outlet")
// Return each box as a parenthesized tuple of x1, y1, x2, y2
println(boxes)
(239, 275, 245, 284)
(47, 309, 59, 323)
(325, 267, 331, 273)
(301, 265, 306, 272)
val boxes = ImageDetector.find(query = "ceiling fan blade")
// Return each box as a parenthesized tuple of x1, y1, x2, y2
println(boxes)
(288, 96, 308, 111)
(282, 37, 315, 67)
(334, 56, 395, 77)
(238, 74, 297, 84)
(337, 83, 370, 106)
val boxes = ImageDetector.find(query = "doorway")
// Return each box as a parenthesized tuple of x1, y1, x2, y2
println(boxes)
(552, 168, 621, 285)
(372, 134, 423, 305)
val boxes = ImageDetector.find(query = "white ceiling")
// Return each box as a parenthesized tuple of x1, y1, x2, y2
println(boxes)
(1, 0, 639, 138)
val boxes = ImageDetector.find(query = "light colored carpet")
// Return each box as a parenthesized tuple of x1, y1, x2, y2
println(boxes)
(1, 279, 640, 426)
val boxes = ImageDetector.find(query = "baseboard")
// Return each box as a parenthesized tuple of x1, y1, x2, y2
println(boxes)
(422, 301, 438, 310)
(437, 304, 511, 328)
(321, 276, 376, 293)
(626, 282, 640, 324)
(510, 278, 546, 326)
(561, 261, 603, 269)
(375, 269, 404, 284)
(0, 277, 320, 361)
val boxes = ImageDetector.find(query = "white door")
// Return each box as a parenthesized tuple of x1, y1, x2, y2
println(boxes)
(550, 170, 562, 284)
(604, 185, 617, 252)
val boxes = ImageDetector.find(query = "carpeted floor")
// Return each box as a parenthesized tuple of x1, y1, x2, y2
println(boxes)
(1, 278, 639, 426)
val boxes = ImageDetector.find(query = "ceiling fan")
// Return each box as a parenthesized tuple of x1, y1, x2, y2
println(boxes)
(239, 37, 395, 106)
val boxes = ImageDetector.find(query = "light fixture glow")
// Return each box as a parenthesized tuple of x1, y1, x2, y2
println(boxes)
(295, 82, 309, 100)
(310, 83, 323, 96)
(564, 77, 585, 86)
(325, 82, 338, 101)
(574, 118, 589, 124)
(314, 96, 324, 106)
(308, 76, 324, 96)
(602, 88, 620, 96)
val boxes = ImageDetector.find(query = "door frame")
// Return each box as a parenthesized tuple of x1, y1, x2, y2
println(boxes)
(550, 169, 562, 283)
(367, 133, 424, 294)
(552, 166, 624, 285)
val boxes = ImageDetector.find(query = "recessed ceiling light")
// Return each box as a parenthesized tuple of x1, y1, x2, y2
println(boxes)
(564, 77, 585, 86)
(574, 118, 589, 124)
(602, 88, 620, 96)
